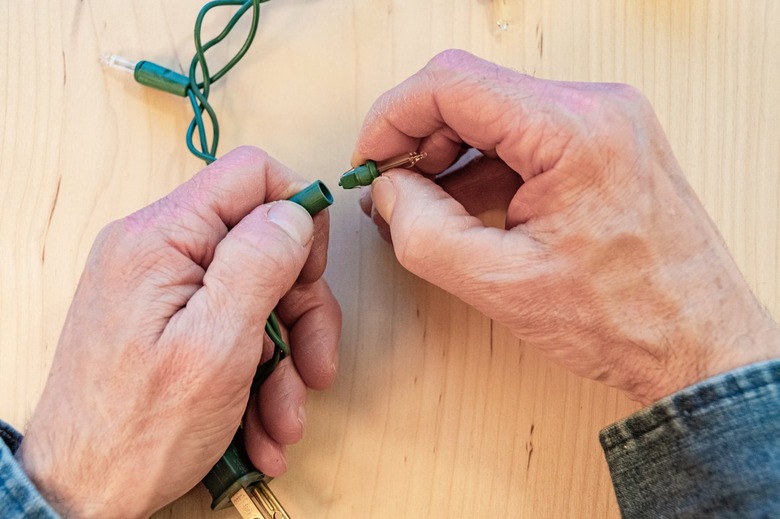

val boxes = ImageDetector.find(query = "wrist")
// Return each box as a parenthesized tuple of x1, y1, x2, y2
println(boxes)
(15, 433, 117, 519)
(706, 312, 780, 382)
(641, 294, 780, 407)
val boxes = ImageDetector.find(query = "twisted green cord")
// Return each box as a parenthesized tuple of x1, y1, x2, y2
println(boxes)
(252, 313, 290, 393)
(183, 0, 288, 381)
(186, 0, 264, 163)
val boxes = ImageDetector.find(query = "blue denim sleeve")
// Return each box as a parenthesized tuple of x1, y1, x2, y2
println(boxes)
(600, 359, 780, 518)
(0, 420, 60, 519)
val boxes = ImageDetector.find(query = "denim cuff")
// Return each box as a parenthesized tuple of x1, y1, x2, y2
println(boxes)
(0, 420, 60, 518)
(0, 419, 23, 453)
(600, 359, 780, 518)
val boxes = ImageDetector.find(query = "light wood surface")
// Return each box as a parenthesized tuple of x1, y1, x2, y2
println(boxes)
(2, 1, 778, 517)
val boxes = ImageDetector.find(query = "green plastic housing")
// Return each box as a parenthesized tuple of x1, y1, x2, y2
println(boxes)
(288, 180, 334, 215)
(203, 180, 332, 510)
(338, 160, 380, 189)
(133, 61, 191, 97)
(203, 433, 263, 510)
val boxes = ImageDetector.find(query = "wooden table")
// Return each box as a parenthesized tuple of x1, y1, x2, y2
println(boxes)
(2, 1, 778, 517)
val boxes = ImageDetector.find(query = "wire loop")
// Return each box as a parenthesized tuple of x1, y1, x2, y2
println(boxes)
(182, 0, 288, 385)
(186, 0, 262, 164)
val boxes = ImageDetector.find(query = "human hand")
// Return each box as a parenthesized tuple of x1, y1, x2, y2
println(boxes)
(354, 50, 780, 405)
(15, 147, 341, 518)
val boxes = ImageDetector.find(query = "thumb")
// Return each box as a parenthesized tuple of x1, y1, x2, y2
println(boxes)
(178, 201, 314, 361)
(371, 170, 543, 314)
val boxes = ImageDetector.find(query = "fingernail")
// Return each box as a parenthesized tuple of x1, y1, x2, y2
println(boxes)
(371, 176, 396, 221)
(268, 201, 314, 246)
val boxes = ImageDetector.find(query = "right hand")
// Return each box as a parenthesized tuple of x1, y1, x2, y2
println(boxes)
(353, 50, 780, 405)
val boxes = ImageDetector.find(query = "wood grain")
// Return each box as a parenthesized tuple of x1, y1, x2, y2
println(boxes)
(1, 1, 777, 517)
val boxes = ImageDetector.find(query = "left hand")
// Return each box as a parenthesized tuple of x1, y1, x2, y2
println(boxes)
(15, 147, 341, 518)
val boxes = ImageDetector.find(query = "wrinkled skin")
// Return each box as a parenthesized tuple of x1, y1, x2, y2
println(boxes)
(16, 147, 342, 518)
(354, 50, 780, 405)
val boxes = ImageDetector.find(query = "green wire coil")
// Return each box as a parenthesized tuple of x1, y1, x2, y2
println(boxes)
(181, 0, 289, 386)
(186, 0, 271, 164)
(125, 0, 333, 509)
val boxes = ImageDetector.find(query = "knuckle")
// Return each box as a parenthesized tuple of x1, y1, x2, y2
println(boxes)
(205, 146, 270, 185)
(557, 83, 655, 153)
(100, 215, 158, 255)
(393, 229, 424, 272)
(424, 49, 495, 88)
(427, 48, 475, 71)
(241, 230, 303, 286)
(596, 83, 653, 123)
(85, 220, 128, 270)
(393, 221, 442, 276)
(207, 146, 271, 185)
(256, 247, 298, 287)
(96, 218, 123, 243)
(608, 82, 649, 107)
(231, 145, 269, 164)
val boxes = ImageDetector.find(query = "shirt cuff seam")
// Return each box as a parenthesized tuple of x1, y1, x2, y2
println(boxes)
(600, 359, 780, 451)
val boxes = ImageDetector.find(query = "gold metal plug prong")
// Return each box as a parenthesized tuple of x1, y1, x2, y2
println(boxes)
(376, 151, 428, 173)
(230, 487, 266, 519)
(249, 480, 291, 519)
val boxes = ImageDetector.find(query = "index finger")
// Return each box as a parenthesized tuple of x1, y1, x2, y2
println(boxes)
(173, 146, 310, 228)
(125, 146, 329, 278)
(352, 49, 572, 180)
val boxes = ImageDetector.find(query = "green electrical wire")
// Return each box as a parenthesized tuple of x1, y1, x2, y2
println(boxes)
(186, 0, 269, 164)
(251, 312, 290, 393)
(122, 0, 328, 388)
(115, 1, 334, 512)
(180, 5, 332, 509)
(179, 0, 288, 383)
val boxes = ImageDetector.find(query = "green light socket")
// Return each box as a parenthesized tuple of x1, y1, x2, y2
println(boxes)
(134, 61, 191, 97)
(338, 160, 379, 189)
(288, 180, 333, 215)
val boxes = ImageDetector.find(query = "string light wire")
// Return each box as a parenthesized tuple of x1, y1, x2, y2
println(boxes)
(101, 3, 333, 516)
(186, 0, 268, 163)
